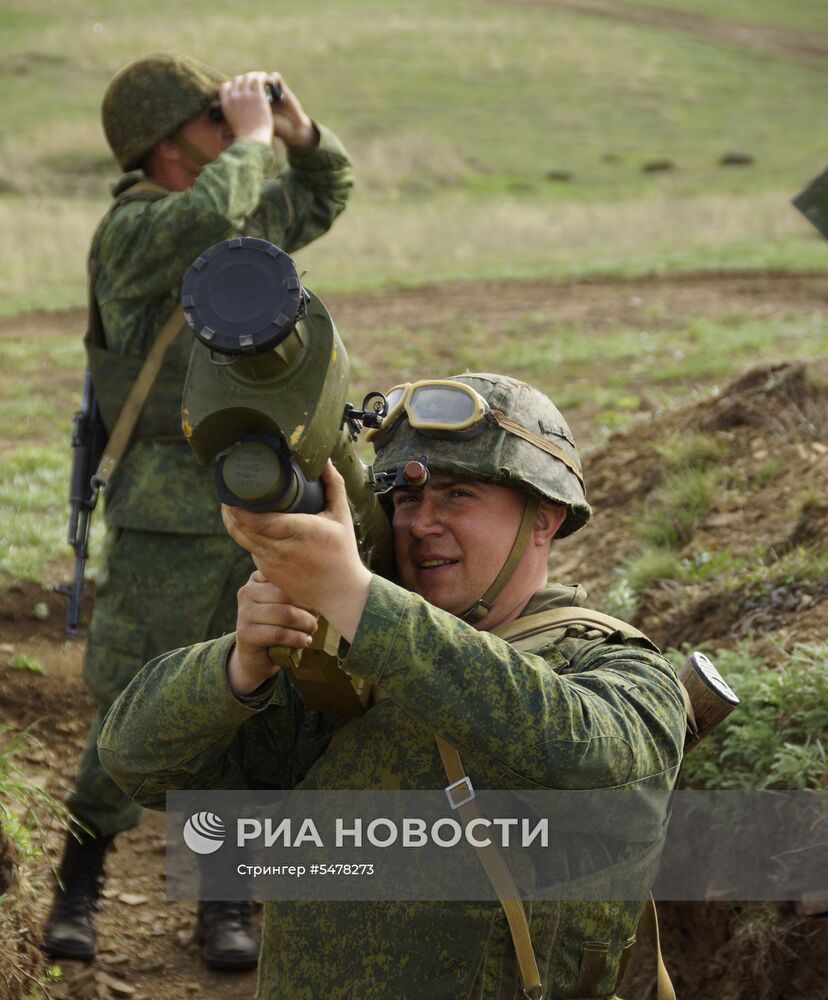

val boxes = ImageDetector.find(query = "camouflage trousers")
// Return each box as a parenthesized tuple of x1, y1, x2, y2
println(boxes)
(67, 527, 254, 837)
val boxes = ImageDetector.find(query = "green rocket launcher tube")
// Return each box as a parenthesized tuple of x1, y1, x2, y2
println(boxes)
(180, 238, 393, 714)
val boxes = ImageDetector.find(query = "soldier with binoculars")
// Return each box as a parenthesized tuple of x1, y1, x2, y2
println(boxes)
(43, 52, 353, 971)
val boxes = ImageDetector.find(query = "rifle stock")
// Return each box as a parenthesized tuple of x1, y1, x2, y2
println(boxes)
(64, 369, 107, 637)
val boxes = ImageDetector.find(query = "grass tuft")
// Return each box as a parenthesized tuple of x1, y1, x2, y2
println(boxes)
(623, 546, 685, 593)
(638, 467, 721, 549)
(0, 726, 75, 863)
(653, 432, 730, 471)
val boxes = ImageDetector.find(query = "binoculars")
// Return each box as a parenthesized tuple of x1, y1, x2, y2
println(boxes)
(208, 81, 284, 124)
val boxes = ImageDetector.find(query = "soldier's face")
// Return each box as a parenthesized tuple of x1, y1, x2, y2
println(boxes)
(392, 474, 529, 621)
(178, 104, 234, 165)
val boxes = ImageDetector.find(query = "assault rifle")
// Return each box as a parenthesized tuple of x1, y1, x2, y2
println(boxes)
(62, 368, 107, 638)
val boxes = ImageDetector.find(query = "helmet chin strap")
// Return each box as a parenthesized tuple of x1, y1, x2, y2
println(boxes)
(461, 495, 541, 625)
(170, 133, 210, 169)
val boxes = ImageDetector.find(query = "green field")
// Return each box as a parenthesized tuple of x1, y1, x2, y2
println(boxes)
(3, 0, 828, 582)
(1, 0, 828, 312)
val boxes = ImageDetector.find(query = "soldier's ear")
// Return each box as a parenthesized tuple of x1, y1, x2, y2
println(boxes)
(534, 501, 566, 544)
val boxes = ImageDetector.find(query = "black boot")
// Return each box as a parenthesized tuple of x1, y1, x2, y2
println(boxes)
(196, 900, 259, 969)
(41, 827, 113, 961)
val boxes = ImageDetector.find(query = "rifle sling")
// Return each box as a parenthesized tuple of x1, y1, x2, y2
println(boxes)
(93, 303, 187, 489)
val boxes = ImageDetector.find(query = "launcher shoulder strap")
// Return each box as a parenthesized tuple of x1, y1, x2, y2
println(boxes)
(495, 607, 696, 734)
(437, 606, 679, 1000)
(435, 734, 543, 999)
(494, 606, 656, 647)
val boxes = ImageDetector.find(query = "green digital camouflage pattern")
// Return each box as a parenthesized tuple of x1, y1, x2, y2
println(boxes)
(373, 374, 592, 538)
(102, 53, 226, 171)
(69, 529, 254, 836)
(100, 578, 686, 998)
(94, 128, 353, 535)
(72, 128, 352, 834)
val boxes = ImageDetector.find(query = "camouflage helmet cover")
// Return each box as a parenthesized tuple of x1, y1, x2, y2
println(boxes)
(102, 52, 227, 171)
(372, 373, 592, 538)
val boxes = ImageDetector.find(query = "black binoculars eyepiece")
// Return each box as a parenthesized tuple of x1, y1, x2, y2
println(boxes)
(208, 81, 284, 124)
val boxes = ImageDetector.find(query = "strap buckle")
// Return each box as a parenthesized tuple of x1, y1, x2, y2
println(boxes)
(524, 987, 544, 1000)
(445, 776, 475, 809)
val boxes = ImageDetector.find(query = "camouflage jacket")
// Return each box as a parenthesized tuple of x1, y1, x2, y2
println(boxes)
(99, 577, 686, 999)
(88, 126, 353, 534)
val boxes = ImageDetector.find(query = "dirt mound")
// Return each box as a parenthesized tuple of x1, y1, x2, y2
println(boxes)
(625, 901, 828, 1000)
(553, 360, 828, 998)
(555, 360, 828, 653)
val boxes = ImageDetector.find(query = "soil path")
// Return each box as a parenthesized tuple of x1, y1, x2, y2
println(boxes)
(521, 0, 828, 68)
(3, 269, 826, 342)
(3, 269, 827, 463)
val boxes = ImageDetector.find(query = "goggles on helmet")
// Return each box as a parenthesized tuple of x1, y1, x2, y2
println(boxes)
(366, 380, 492, 446)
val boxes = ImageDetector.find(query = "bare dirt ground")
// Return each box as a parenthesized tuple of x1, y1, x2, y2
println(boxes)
(1, 271, 827, 999)
(3, 267, 827, 459)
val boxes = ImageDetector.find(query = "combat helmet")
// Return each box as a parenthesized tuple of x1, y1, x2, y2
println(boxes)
(102, 52, 226, 171)
(370, 373, 592, 621)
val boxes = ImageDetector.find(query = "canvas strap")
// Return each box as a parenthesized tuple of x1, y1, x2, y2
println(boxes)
(435, 607, 681, 1000)
(496, 608, 695, 729)
(171, 134, 211, 169)
(89, 179, 188, 491)
(92, 302, 187, 490)
(639, 895, 676, 1000)
(461, 496, 541, 624)
(435, 733, 543, 1000)
(491, 410, 584, 488)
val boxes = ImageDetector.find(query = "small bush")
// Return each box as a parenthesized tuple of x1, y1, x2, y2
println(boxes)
(674, 643, 828, 790)
(680, 548, 744, 585)
(602, 573, 639, 621)
(740, 546, 828, 595)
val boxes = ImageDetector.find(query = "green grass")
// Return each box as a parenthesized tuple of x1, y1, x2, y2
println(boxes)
(3, 0, 828, 578)
(2, 305, 826, 582)
(653, 432, 730, 470)
(735, 546, 828, 596)
(1, 0, 828, 308)
(639, 467, 722, 549)
(676, 643, 828, 790)
(0, 725, 75, 862)
(616, 543, 747, 603)
(0, 446, 72, 580)
(621, 545, 686, 594)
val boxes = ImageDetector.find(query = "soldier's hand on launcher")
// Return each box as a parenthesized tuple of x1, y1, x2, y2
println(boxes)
(266, 73, 316, 149)
(222, 461, 372, 642)
(227, 570, 317, 695)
